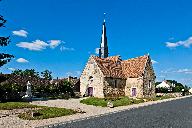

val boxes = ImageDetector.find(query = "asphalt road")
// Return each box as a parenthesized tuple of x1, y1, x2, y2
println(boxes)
(54, 97, 192, 128)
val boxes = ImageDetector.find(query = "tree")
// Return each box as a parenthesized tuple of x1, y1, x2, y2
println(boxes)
(23, 69, 39, 78)
(59, 80, 75, 97)
(12, 69, 23, 75)
(41, 70, 52, 80)
(0, 15, 14, 67)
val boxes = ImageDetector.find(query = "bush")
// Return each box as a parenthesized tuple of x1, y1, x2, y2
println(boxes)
(156, 87, 169, 93)
(0, 83, 25, 102)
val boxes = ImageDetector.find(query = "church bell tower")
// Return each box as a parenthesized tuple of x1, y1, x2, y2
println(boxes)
(99, 13, 108, 58)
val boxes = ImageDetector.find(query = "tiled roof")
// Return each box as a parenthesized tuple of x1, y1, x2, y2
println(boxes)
(121, 55, 149, 78)
(92, 55, 125, 79)
(92, 54, 149, 78)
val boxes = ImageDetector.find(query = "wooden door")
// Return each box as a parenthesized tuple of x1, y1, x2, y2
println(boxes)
(88, 87, 93, 96)
(132, 88, 136, 97)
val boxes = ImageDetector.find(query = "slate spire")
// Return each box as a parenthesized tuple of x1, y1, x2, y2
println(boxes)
(99, 13, 108, 58)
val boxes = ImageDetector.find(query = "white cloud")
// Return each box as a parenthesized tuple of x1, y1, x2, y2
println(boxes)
(16, 40, 49, 51)
(158, 75, 166, 78)
(166, 36, 192, 48)
(65, 70, 81, 77)
(8, 68, 15, 71)
(12, 30, 28, 37)
(16, 39, 74, 52)
(161, 68, 192, 74)
(95, 48, 100, 54)
(160, 68, 174, 74)
(60, 46, 75, 51)
(176, 69, 192, 74)
(16, 58, 29, 63)
(49, 40, 61, 49)
(151, 59, 158, 64)
(166, 42, 180, 48)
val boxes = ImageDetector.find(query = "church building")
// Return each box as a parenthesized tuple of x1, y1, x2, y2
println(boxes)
(80, 17, 156, 98)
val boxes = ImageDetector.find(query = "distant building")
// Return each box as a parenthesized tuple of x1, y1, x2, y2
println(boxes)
(80, 17, 156, 98)
(156, 81, 171, 89)
(189, 88, 192, 94)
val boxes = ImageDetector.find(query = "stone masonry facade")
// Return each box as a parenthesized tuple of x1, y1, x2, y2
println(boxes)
(80, 54, 156, 98)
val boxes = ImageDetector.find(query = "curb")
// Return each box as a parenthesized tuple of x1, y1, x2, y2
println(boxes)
(37, 95, 192, 128)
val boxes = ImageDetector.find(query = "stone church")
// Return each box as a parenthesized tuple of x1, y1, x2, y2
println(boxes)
(80, 18, 156, 98)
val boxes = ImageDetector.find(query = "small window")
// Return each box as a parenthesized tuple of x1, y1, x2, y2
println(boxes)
(148, 80, 152, 88)
(114, 80, 117, 88)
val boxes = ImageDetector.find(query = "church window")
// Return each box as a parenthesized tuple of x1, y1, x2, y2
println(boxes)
(114, 80, 117, 88)
(148, 80, 152, 88)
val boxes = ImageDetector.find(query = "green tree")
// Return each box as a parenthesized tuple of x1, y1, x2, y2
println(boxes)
(41, 70, 52, 80)
(12, 69, 23, 75)
(23, 69, 39, 77)
(12, 69, 39, 77)
(58, 81, 74, 96)
(0, 15, 14, 67)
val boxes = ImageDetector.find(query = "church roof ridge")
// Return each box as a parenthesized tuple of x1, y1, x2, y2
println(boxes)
(122, 54, 149, 62)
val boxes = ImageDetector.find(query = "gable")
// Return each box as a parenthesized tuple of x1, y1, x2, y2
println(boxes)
(143, 56, 155, 79)
(80, 56, 104, 78)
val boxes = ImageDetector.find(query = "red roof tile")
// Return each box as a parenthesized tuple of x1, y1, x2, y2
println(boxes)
(92, 55, 149, 78)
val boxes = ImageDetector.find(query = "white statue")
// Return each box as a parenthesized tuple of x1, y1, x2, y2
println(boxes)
(23, 81, 32, 99)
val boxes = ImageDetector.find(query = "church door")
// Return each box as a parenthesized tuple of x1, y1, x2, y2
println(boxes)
(88, 87, 93, 96)
(132, 88, 137, 97)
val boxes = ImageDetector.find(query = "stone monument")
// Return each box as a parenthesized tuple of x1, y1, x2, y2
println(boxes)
(23, 81, 32, 101)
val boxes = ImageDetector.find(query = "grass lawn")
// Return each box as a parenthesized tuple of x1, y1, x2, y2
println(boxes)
(80, 95, 175, 107)
(80, 97, 144, 107)
(0, 102, 77, 120)
(148, 95, 175, 101)
(18, 107, 76, 120)
(0, 102, 39, 110)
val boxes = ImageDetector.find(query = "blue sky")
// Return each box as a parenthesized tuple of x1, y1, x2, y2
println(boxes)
(0, 0, 192, 86)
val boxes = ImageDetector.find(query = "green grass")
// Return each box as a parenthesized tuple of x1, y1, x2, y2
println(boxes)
(80, 97, 108, 107)
(0, 102, 40, 110)
(0, 102, 77, 120)
(80, 95, 175, 107)
(80, 97, 145, 107)
(151, 95, 175, 101)
(113, 97, 144, 107)
(18, 107, 76, 120)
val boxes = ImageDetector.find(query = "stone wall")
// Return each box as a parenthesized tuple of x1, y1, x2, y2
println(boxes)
(156, 93, 182, 97)
(80, 57, 104, 98)
(143, 58, 156, 98)
(103, 77, 126, 98)
(125, 77, 144, 98)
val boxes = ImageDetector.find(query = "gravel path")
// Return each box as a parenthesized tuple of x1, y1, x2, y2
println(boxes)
(0, 96, 191, 128)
